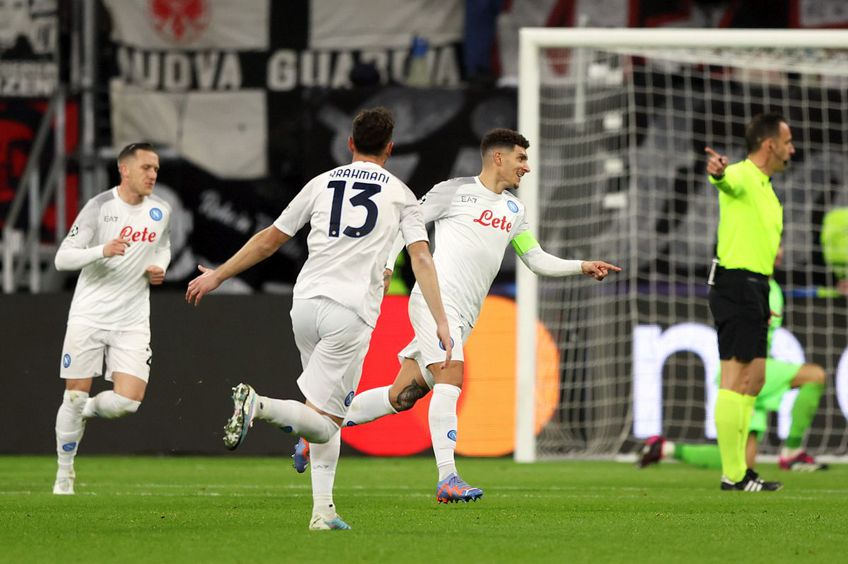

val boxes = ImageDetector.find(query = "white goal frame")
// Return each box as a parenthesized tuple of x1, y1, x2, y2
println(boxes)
(515, 27, 848, 462)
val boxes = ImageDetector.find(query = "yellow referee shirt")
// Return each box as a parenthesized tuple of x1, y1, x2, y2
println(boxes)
(709, 159, 783, 276)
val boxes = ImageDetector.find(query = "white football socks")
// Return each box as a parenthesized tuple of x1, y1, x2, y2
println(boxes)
(342, 386, 396, 426)
(255, 396, 338, 443)
(310, 430, 341, 518)
(55, 390, 88, 474)
(429, 383, 461, 481)
(82, 391, 140, 419)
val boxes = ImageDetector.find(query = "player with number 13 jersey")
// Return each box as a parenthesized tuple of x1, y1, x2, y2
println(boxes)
(186, 107, 451, 530)
(274, 160, 424, 328)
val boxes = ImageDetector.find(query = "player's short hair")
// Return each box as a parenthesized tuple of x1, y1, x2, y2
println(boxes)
(351, 107, 394, 156)
(480, 128, 530, 156)
(745, 113, 785, 153)
(117, 142, 157, 165)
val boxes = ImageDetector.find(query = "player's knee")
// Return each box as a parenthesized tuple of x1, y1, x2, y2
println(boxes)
(393, 397, 413, 412)
(105, 393, 141, 419)
(393, 385, 427, 412)
(799, 364, 827, 388)
(122, 397, 141, 415)
(312, 415, 340, 443)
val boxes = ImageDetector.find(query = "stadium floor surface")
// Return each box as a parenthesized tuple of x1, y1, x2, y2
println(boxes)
(1, 456, 846, 563)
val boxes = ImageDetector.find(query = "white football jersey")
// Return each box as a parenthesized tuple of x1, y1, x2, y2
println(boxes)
(410, 176, 529, 325)
(57, 187, 172, 330)
(274, 161, 427, 327)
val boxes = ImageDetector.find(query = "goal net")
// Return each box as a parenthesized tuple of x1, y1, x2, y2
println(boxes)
(515, 29, 848, 461)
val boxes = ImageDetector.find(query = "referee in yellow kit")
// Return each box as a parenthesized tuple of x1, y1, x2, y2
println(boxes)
(706, 112, 794, 492)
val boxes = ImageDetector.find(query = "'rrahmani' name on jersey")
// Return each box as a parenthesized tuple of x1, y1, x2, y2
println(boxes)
(56, 187, 172, 331)
(274, 161, 427, 327)
(399, 176, 529, 326)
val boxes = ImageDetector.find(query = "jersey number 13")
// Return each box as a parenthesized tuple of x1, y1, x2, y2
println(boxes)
(327, 180, 381, 238)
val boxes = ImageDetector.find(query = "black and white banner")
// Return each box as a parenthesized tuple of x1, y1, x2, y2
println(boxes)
(104, 0, 271, 179)
(0, 0, 58, 97)
(104, 0, 464, 180)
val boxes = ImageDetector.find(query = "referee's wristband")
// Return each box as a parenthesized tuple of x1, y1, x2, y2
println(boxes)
(710, 173, 725, 181)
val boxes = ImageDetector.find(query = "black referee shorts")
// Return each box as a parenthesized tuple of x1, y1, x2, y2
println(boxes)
(708, 268, 769, 362)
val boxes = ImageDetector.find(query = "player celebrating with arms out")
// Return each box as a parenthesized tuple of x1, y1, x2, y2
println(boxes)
(52, 143, 171, 495)
(295, 128, 620, 503)
(186, 107, 451, 530)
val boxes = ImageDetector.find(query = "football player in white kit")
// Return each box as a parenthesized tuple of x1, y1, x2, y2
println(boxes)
(52, 143, 171, 495)
(317, 129, 620, 503)
(185, 107, 452, 531)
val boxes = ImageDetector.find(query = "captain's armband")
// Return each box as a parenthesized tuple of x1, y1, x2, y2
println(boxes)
(510, 231, 540, 257)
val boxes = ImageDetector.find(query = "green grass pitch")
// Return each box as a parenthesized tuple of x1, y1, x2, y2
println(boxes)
(1, 456, 847, 563)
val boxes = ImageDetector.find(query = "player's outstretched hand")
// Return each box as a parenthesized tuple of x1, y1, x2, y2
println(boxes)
(581, 260, 621, 281)
(186, 264, 221, 306)
(705, 147, 728, 178)
(103, 237, 130, 257)
(145, 265, 165, 285)
(435, 321, 453, 369)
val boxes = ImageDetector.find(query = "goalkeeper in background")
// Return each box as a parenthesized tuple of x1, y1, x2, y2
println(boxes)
(640, 248, 828, 472)
(705, 112, 794, 492)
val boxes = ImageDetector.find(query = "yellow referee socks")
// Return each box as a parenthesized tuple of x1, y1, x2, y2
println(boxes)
(714, 389, 747, 482)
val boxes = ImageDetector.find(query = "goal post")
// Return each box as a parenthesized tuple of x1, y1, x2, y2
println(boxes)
(516, 28, 848, 462)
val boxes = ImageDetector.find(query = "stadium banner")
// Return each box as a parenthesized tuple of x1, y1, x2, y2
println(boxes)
(0, 0, 58, 98)
(1, 293, 306, 456)
(631, 297, 848, 450)
(102, 0, 463, 180)
(103, 0, 271, 179)
(3, 291, 846, 455)
(0, 293, 550, 456)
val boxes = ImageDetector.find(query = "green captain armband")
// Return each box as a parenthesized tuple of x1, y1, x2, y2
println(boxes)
(511, 231, 540, 257)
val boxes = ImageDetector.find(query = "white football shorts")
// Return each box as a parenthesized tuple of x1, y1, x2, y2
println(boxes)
(398, 293, 470, 389)
(59, 324, 152, 382)
(290, 297, 373, 418)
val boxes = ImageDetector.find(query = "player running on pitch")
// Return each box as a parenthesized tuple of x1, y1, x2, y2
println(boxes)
(293, 128, 620, 503)
(52, 143, 171, 495)
(187, 107, 451, 530)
